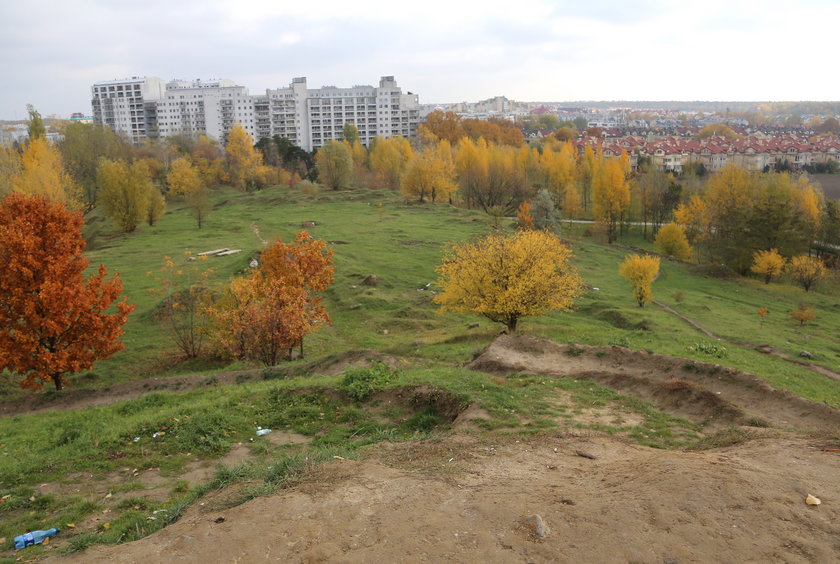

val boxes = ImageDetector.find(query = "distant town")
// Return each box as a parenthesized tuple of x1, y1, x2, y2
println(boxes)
(2, 75, 839, 175)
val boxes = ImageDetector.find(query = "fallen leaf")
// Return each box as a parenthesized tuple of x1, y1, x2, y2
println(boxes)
(102, 522, 111, 530)
(42, 537, 49, 546)
(66, 523, 76, 528)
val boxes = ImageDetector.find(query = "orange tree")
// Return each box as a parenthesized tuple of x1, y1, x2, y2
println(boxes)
(208, 231, 334, 364)
(434, 230, 583, 332)
(0, 193, 134, 390)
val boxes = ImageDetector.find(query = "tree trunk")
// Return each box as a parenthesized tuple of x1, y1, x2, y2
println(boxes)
(506, 317, 518, 332)
(52, 373, 63, 391)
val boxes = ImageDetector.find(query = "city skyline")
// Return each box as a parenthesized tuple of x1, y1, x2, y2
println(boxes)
(2, 0, 839, 120)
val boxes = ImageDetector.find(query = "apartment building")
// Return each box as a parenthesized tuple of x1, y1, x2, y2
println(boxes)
(156, 79, 257, 143)
(91, 75, 420, 151)
(91, 77, 166, 143)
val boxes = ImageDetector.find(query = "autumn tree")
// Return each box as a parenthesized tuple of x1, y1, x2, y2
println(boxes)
(655, 223, 692, 261)
(315, 139, 354, 190)
(592, 159, 631, 244)
(226, 124, 264, 191)
(97, 159, 153, 232)
(252, 231, 334, 359)
(146, 187, 166, 226)
(401, 141, 457, 203)
(419, 111, 466, 145)
(167, 157, 201, 196)
(434, 230, 583, 332)
(342, 123, 360, 145)
(370, 136, 413, 189)
(786, 255, 827, 292)
(12, 137, 80, 207)
(517, 200, 535, 230)
(619, 254, 660, 307)
(789, 303, 816, 326)
(750, 249, 785, 284)
(697, 123, 740, 140)
(0, 145, 21, 197)
(0, 193, 134, 390)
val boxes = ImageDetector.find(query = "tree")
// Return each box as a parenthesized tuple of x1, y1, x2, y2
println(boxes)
(531, 189, 559, 231)
(97, 159, 153, 232)
(592, 159, 630, 244)
(342, 123, 360, 145)
(58, 122, 127, 210)
(655, 223, 692, 261)
(789, 303, 816, 326)
(256, 231, 334, 358)
(750, 249, 785, 284)
(697, 124, 740, 140)
(0, 193, 134, 390)
(0, 145, 21, 197)
(146, 187, 166, 226)
(786, 255, 827, 292)
(12, 137, 80, 207)
(27, 104, 46, 140)
(315, 139, 354, 190)
(517, 200, 535, 230)
(434, 230, 583, 332)
(370, 136, 413, 189)
(186, 188, 212, 229)
(400, 142, 457, 203)
(152, 253, 212, 359)
(166, 157, 202, 196)
(619, 254, 660, 307)
(226, 124, 264, 191)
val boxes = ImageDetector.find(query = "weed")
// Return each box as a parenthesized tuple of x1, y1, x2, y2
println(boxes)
(687, 342, 728, 359)
(340, 361, 399, 401)
(565, 344, 586, 357)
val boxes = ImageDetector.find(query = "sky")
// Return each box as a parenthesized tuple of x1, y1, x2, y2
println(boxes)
(1, 0, 839, 120)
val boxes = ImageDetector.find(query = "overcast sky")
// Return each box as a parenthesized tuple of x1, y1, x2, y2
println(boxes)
(1, 0, 838, 120)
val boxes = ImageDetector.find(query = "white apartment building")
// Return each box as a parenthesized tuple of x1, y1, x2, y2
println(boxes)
(156, 79, 258, 143)
(91, 77, 166, 143)
(91, 75, 420, 151)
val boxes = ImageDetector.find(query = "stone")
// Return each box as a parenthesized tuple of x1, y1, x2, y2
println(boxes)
(362, 275, 379, 287)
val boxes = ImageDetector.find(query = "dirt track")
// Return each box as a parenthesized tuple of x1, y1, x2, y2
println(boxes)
(49, 432, 840, 563)
(17, 336, 840, 562)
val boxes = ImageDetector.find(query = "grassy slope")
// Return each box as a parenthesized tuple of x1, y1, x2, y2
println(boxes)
(2, 182, 840, 558)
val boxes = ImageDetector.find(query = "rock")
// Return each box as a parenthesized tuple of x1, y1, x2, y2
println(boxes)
(412, 340, 426, 346)
(525, 514, 548, 538)
(800, 350, 815, 359)
(362, 275, 379, 287)
(302, 221, 317, 227)
(468, 323, 480, 329)
(349, 304, 361, 310)
(806, 494, 821, 505)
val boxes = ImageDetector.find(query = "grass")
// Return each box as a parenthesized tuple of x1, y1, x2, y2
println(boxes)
(2, 182, 840, 556)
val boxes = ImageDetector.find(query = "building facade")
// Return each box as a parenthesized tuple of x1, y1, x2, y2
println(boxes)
(91, 77, 166, 143)
(91, 75, 420, 151)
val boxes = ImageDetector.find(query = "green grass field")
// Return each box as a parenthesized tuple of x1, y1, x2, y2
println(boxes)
(1, 182, 839, 559)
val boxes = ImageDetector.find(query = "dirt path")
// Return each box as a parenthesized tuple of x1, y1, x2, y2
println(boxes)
(47, 432, 840, 563)
(654, 300, 840, 382)
(468, 335, 840, 433)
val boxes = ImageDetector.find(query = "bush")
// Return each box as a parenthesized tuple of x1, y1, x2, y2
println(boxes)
(340, 361, 399, 401)
(687, 342, 728, 358)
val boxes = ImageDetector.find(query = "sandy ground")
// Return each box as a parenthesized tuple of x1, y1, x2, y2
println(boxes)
(34, 335, 840, 563)
(48, 432, 840, 563)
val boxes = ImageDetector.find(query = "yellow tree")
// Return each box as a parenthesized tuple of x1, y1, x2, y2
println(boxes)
(0, 145, 21, 197)
(12, 137, 80, 207)
(792, 175, 822, 248)
(226, 124, 264, 191)
(579, 144, 600, 210)
(619, 254, 660, 307)
(401, 141, 457, 203)
(96, 159, 153, 232)
(146, 188, 166, 226)
(455, 137, 489, 209)
(703, 163, 755, 266)
(167, 157, 201, 196)
(750, 249, 786, 284)
(786, 255, 827, 292)
(592, 159, 631, 243)
(434, 230, 583, 332)
(655, 223, 692, 261)
(370, 136, 413, 189)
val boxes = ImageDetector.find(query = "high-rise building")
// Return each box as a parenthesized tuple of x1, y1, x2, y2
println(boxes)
(91, 77, 166, 143)
(91, 75, 420, 151)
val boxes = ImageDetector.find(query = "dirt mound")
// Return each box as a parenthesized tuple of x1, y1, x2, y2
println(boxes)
(0, 350, 402, 417)
(468, 335, 840, 433)
(49, 433, 840, 563)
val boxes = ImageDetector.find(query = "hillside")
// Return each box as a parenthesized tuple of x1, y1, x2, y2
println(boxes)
(2, 183, 840, 562)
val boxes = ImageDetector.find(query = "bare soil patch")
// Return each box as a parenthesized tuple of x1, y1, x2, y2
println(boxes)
(468, 335, 840, 433)
(47, 433, 840, 563)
